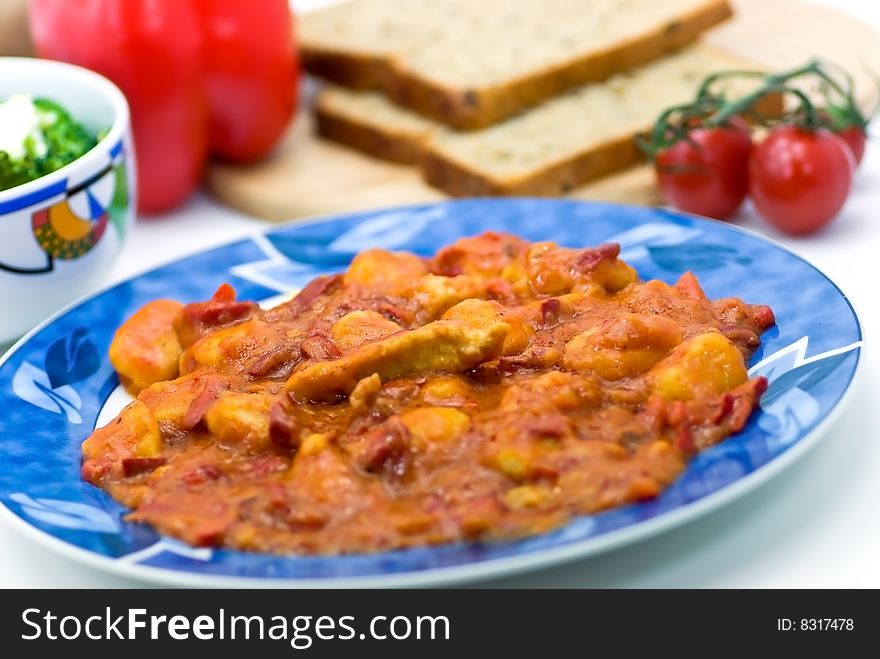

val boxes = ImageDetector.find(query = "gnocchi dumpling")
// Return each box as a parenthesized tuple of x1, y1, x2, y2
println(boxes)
(330, 310, 401, 351)
(649, 331, 748, 400)
(343, 249, 428, 292)
(442, 298, 532, 355)
(563, 313, 682, 380)
(109, 300, 183, 394)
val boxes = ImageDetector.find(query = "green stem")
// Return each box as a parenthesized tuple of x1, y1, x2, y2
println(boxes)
(702, 59, 866, 128)
(707, 83, 819, 128)
(698, 60, 822, 100)
(697, 68, 769, 99)
(639, 58, 868, 160)
(810, 58, 855, 102)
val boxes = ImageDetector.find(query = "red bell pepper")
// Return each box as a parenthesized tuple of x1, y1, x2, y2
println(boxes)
(28, 0, 298, 214)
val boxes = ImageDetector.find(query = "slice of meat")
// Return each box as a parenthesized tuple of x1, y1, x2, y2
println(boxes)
(290, 274, 343, 312)
(176, 284, 258, 349)
(121, 456, 167, 477)
(130, 494, 236, 547)
(286, 319, 510, 402)
(674, 271, 708, 301)
(180, 464, 223, 486)
(268, 399, 302, 448)
(180, 376, 229, 430)
(347, 416, 412, 478)
(82, 400, 163, 482)
(574, 243, 620, 273)
(246, 343, 301, 379)
(300, 335, 342, 360)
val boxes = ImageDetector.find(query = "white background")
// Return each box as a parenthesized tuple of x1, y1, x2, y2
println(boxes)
(1, 0, 879, 588)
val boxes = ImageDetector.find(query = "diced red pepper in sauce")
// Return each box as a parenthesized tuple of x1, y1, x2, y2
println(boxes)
(83, 232, 774, 555)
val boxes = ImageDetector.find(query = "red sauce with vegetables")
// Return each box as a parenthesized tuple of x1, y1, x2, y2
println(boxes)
(82, 232, 774, 554)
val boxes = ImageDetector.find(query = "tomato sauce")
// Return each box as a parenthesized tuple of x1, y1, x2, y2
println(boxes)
(82, 232, 774, 554)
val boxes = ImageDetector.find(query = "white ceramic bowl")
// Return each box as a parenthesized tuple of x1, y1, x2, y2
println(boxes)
(0, 57, 135, 344)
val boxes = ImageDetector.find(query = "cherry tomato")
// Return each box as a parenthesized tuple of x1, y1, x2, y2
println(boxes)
(835, 125, 867, 165)
(655, 119, 752, 220)
(749, 126, 854, 236)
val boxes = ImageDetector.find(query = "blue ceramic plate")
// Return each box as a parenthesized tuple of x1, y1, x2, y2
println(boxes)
(0, 200, 863, 587)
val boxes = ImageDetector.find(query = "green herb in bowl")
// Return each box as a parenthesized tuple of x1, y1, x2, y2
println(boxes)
(0, 94, 99, 192)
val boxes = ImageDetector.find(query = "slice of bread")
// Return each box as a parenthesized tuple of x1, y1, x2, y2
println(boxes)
(301, 0, 733, 130)
(315, 45, 778, 196)
(315, 86, 436, 164)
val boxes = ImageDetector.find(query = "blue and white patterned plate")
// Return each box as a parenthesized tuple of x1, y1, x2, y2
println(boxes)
(0, 200, 863, 587)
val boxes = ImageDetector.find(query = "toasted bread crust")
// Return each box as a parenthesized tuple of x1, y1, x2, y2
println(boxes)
(422, 135, 643, 196)
(302, 47, 394, 91)
(312, 37, 786, 200)
(302, 0, 733, 129)
(315, 85, 783, 198)
(315, 102, 426, 164)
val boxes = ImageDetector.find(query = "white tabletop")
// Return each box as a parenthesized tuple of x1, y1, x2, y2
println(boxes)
(2, 0, 879, 588)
